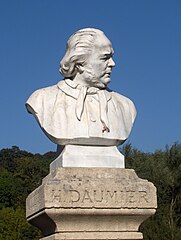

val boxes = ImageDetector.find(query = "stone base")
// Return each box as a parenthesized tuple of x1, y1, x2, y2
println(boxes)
(50, 145, 125, 170)
(41, 232, 143, 240)
(26, 168, 157, 240)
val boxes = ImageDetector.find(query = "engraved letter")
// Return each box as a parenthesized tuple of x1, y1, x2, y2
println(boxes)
(127, 191, 136, 203)
(82, 190, 93, 202)
(106, 190, 117, 203)
(70, 190, 80, 202)
(52, 189, 62, 203)
(139, 191, 149, 203)
(94, 190, 104, 202)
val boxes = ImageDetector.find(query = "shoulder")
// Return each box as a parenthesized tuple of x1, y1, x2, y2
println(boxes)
(30, 84, 59, 97)
(26, 81, 63, 102)
(111, 91, 137, 120)
(25, 82, 60, 114)
(112, 91, 135, 105)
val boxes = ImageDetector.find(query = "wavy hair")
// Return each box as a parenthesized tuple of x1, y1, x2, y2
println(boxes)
(60, 28, 103, 79)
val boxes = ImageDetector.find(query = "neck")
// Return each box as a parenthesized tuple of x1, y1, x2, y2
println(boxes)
(72, 73, 90, 87)
(71, 73, 106, 90)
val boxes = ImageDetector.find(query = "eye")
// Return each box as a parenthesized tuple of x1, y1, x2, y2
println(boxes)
(101, 55, 111, 61)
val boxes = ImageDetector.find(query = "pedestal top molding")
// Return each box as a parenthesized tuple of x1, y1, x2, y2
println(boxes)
(26, 168, 157, 218)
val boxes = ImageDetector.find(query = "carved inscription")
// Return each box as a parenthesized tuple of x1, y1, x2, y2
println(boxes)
(48, 187, 149, 207)
(27, 169, 157, 218)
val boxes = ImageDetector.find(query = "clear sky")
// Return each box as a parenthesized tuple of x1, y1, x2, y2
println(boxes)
(0, 0, 180, 153)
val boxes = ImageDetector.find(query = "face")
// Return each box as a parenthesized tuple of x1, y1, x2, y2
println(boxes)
(82, 33, 115, 88)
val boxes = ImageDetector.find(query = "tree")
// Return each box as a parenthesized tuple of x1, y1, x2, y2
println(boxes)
(0, 207, 41, 240)
(122, 143, 181, 240)
(0, 144, 180, 239)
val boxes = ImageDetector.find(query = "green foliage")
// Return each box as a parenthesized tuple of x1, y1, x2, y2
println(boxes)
(122, 142, 181, 240)
(0, 146, 55, 239)
(0, 144, 180, 239)
(0, 207, 41, 240)
(0, 169, 23, 209)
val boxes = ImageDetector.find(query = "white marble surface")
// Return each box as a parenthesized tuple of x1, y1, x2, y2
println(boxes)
(26, 79, 136, 146)
(50, 145, 125, 170)
(26, 28, 136, 168)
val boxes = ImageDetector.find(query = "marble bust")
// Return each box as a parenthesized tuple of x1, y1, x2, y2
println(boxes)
(26, 28, 136, 168)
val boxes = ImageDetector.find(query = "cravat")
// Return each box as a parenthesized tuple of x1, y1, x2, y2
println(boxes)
(75, 86, 110, 132)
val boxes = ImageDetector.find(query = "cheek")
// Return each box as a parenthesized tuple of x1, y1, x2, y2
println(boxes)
(93, 62, 107, 73)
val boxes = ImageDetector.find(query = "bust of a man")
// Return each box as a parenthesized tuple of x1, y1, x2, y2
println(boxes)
(26, 28, 136, 168)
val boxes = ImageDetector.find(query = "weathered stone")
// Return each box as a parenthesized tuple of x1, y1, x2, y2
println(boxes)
(26, 168, 157, 240)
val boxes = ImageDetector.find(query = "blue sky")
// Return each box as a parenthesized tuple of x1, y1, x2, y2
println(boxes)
(0, 0, 180, 153)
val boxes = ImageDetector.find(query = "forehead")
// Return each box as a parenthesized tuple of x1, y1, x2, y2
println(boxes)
(93, 33, 114, 54)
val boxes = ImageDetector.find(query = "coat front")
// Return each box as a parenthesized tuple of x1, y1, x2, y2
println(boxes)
(26, 80, 136, 146)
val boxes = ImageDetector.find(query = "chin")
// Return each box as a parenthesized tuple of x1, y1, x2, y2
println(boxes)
(102, 77, 111, 85)
(86, 75, 110, 89)
(95, 79, 111, 89)
(92, 81, 107, 89)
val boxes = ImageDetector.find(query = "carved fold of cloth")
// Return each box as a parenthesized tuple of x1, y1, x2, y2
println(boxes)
(26, 79, 136, 146)
(59, 80, 110, 132)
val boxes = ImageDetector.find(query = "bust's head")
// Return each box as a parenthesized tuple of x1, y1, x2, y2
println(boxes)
(60, 28, 115, 88)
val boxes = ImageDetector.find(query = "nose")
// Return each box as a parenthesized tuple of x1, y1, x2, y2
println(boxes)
(108, 58, 115, 67)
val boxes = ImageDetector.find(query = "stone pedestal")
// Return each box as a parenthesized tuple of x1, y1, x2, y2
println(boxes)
(26, 168, 157, 240)
(50, 145, 125, 170)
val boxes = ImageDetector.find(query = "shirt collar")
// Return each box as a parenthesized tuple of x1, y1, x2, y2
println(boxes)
(57, 79, 112, 101)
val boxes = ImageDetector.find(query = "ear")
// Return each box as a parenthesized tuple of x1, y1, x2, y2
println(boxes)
(76, 64, 84, 74)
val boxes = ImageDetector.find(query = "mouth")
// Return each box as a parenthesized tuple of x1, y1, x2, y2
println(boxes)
(105, 69, 112, 76)
(105, 72, 111, 77)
